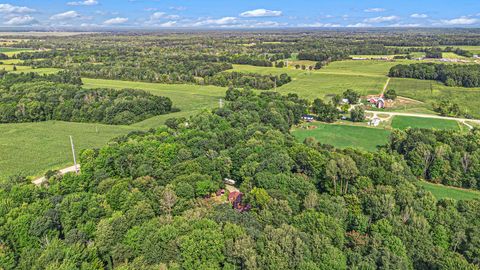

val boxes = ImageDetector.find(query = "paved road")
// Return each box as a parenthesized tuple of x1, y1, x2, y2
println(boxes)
(32, 165, 80, 185)
(366, 110, 480, 129)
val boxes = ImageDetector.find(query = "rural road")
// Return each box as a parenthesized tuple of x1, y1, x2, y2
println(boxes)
(32, 165, 80, 185)
(381, 78, 390, 95)
(366, 110, 480, 128)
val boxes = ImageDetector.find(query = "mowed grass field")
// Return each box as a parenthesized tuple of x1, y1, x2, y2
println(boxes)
(292, 122, 391, 152)
(389, 78, 480, 118)
(391, 116, 461, 130)
(0, 121, 137, 179)
(418, 181, 480, 200)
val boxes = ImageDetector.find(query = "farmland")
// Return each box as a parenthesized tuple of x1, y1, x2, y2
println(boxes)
(391, 115, 461, 130)
(0, 121, 137, 179)
(291, 122, 391, 152)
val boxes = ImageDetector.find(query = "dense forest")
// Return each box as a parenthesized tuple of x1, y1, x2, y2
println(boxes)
(1, 89, 479, 269)
(0, 73, 173, 125)
(389, 63, 480, 88)
(389, 128, 480, 190)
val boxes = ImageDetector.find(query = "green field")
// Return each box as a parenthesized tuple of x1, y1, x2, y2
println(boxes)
(0, 121, 138, 179)
(232, 62, 388, 100)
(0, 47, 35, 57)
(418, 181, 480, 200)
(389, 78, 480, 118)
(292, 123, 391, 152)
(391, 116, 460, 130)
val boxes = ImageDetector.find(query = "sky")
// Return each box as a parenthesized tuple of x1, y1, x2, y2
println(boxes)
(0, 0, 479, 29)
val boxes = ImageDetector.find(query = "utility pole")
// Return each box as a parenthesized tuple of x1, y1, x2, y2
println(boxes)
(219, 98, 224, 108)
(70, 135, 78, 173)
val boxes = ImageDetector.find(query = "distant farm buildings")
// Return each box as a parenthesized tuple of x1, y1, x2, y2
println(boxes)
(367, 97, 385, 109)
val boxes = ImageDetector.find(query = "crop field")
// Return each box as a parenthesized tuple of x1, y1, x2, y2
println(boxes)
(292, 123, 391, 152)
(0, 121, 138, 179)
(418, 181, 480, 200)
(391, 116, 461, 130)
(389, 78, 480, 118)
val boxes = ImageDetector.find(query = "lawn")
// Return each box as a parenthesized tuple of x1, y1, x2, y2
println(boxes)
(389, 78, 480, 118)
(292, 122, 391, 152)
(418, 181, 480, 200)
(391, 116, 460, 130)
(0, 121, 138, 179)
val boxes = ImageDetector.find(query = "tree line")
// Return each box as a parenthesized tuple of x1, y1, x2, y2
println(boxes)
(0, 73, 173, 125)
(205, 72, 291, 90)
(389, 128, 480, 190)
(389, 63, 480, 88)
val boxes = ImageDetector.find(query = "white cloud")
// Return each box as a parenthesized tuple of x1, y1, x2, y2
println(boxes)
(299, 22, 341, 27)
(364, 8, 385, 13)
(103, 17, 129, 25)
(364, 16, 399, 23)
(158, 21, 178, 27)
(240, 9, 282, 18)
(389, 23, 421, 27)
(411, 13, 428, 18)
(347, 23, 371, 27)
(67, 0, 98, 6)
(150, 12, 179, 20)
(192, 17, 237, 27)
(440, 16, 478, 25)
(0, 4, 35, 14)
(50, 11, 80, 21)
(4, 15, 37, 25)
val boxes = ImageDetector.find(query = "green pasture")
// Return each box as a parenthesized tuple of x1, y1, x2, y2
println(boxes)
(418, 181, 480, 200)
(389, 78, 480, 118)
(292, 122, 391, 152)
(0, 121, 137, 179)
(391, 116, 461, 130)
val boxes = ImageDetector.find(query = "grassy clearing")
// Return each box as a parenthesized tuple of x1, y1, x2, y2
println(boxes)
(391, 116, 460, 130)
(389, 78, 480, 118)
(292, 122, 391, 152)
(418, 181, 480, 200)
(0, 121, 137, 179)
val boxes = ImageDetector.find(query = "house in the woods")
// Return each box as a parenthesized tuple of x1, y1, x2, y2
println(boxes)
(228, 191, 251, 212)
